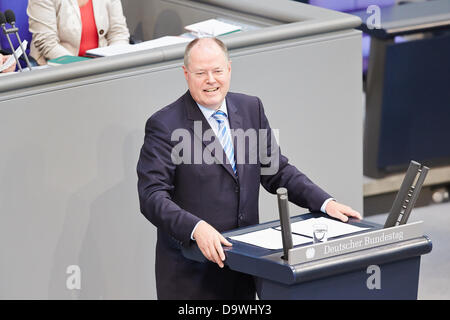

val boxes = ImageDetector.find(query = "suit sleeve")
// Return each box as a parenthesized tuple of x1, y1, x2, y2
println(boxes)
(257, 98, 332, 212)
(137, 116, 201, 245)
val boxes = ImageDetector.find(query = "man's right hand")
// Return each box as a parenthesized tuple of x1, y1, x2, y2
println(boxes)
(193, 221, 232, 268)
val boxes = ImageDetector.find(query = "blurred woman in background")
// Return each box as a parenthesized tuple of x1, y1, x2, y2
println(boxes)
(28, 0, 130, 65)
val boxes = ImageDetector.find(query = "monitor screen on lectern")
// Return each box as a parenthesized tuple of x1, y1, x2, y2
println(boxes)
(384, 161, 429, 228)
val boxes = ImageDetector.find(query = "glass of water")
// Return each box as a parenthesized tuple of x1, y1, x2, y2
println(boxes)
(313, 223, 328, 243)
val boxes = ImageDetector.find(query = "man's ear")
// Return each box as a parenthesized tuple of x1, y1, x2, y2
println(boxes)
(182, 65, 188, 80)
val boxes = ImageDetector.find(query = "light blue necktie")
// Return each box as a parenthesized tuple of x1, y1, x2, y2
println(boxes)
(212, 110, 237, 175)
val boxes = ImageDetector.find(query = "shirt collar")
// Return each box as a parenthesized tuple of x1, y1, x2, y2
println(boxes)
(196, 99, 228, 120)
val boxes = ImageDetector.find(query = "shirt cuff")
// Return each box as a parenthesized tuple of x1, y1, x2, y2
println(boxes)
(190, 220, 203, 240)
(321, 198, 335, 214)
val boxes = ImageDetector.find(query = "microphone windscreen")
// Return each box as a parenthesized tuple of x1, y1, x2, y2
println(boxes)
(0, 12, 6, 25)
(5, 10, 16, 24)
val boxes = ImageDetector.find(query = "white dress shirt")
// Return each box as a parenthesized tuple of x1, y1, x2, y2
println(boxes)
(197, 100, 232, 144)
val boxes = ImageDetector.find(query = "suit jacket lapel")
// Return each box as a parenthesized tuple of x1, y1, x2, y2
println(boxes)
(184, 91, 237, 181)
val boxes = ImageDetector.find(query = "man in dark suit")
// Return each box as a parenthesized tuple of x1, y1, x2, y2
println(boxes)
(137, 37, 361, 299)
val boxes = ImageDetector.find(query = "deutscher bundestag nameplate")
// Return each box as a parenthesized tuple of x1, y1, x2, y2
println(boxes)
(287, 221, 424, 265)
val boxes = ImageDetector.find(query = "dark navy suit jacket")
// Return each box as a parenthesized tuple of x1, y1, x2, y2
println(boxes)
(137, 91, 331, 299)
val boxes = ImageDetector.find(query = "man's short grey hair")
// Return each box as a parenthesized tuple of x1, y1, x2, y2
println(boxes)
(184, 37, 229, 68)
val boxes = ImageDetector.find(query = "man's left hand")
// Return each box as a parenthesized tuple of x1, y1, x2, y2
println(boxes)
(325, 200, 362, 222)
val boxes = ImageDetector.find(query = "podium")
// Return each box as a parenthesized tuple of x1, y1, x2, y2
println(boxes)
(183, 161, 432, 299)
(183, 213, 432, 299)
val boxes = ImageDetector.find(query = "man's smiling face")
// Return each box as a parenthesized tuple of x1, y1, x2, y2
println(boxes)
(183, 38, 231, 110)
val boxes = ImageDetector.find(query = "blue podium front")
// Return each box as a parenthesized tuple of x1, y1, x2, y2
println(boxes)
(182, 213, 432, 300)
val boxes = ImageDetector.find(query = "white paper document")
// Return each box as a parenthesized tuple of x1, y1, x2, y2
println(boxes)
(0, 40, 27, 72)
(229, 228, 311, 250)
(85, 36, 191, 57)
(185, 19, 241, 37)
(287, 217, 370, 238)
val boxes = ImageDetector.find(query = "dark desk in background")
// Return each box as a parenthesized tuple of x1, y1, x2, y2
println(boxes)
(352, 0, 450, 178)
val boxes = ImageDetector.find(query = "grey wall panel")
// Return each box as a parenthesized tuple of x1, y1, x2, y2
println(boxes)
(0, 70, 181, 299)
(0, 29, 361, 298)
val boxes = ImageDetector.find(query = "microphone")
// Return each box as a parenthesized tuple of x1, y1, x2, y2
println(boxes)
(0, 11, 22, 72)
(276, 188, 293, 261)
(5, 9, 32, 71)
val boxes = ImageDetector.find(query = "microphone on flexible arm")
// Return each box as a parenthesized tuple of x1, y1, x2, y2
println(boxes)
(5, 9, 32, 71)
(0, 11, 23, 72)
